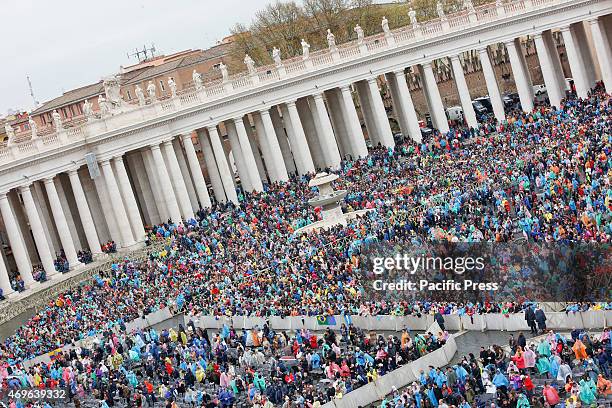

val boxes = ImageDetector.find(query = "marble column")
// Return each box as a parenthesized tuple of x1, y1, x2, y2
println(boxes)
(339, 85, 368, 158)
(282, 101, 315, 175)
(0, 193, 33, 285)
(100, 160, 135, 246)
(270, 107, 297, 175)
(355, 81, 380, 147)
(20, 185, 57, 277)
(533, 32, 564, 108)
(113, 156, 146, 241)
(252, 112, 276, 181)
(68, 169, 102, 255)
(260, 109, 290, 181)
(505, 39, 534, 111)
(325, 89, 350, 158)
(181, 134, 212, 208)
(588, 18, 612, 92)
(197, 129, 226, 203)
(311, 93, 342, 168)
(142, 149, 168, 222)
(478, 47, 505, 122)
(367, 77, 396, 146)
(0, 250, 14, 296)
(208, 125, 239, 203)
(391, 70, 422, 143)
(450, 55, 478, 127)
(296, 98, 325, 170)
(173, 139, 199, 213)
(243, 117, 267, 183)
(163, 140, 195, 220)
(420, 63, 450, 133)
(43, 177, 82, 268)
(234, 118, 264, 191)
(225, 120, 252, 192)
(560, 26, 590, 98)
(150, 144, 183, 223)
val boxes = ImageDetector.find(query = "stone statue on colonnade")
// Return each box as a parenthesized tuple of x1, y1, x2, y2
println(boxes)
(102, 76, 125, 110)
(301, 40, 310, 60)
(192, 69, 203, 90)
(272, 47, 282, 66)
(244, 54, 256, 74)
(167, 77, 177, 98)
(83, 99, 93, 120)
(135, 85, 146, 106)
(98, 95, 110, 117)
(464, 0, 476, 14)
(355, 25, 364, 44)
(52, 110, 62, 132)
(382, 17, 390, 34)
(4, 123, 15, 145)
(28, 118, 37, 139)
(437, 2, 446, 20)
(327, 29, 337, 50)
(147, 81, 157, 101)
(409, 8, 419, 27)
(219, 63, 229, 82)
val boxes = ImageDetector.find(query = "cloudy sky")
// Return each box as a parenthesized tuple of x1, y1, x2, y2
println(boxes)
(1, 0, 276, 115)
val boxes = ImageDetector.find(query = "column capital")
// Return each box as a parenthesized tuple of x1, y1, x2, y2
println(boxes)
(0, 192, 8, 201)
(99, 158, 111, 166)
(312, 92, 325, 100)
(393, 68, 406, 76)
(531, 32, 543, 40)
(421, 61, 433, 69)
(339, 84, 352, 93)
(180, 133, 194, 143)
(67, 168, 79, 177)
(42, 177, 55, 185)
(112, 152, 125, 160)
(18, 184, 32, 194)
(206, 125, 219, 134)
(478, 46, 490, 54)
(559, 25, 571, 33)
(232, 116, 245, 125)
(503, 39, 516, 47)
(161, 139, 173, 147)
(366, 76, 379, 84)
(149, 143, 161, 151)
(285, 100, 297, 108)
(449, 54, 461, 63)
(587, 17, 600, 25)
(258, 108, 271, 116)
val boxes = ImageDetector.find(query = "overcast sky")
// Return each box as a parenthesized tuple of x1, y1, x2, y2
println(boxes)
(0, 0, 276, 115)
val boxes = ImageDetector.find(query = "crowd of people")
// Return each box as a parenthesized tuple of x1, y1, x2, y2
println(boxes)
(0, 87, 610, 405)
(376, 328, 611, 408)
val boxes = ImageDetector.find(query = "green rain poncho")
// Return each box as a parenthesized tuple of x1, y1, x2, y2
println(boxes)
(517, 394, 531, 408)
(579, 378, 597, 405)
(536, 356, 551, 375)
(537, 341, 551, 357)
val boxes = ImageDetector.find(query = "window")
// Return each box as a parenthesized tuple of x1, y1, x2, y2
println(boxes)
(41, 115, 46, 125)
(126, 90, 132, 100)
(159, 80, 165, 91)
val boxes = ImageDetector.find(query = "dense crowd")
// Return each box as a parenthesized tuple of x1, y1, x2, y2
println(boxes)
(376, 328, 612, 408)
(0, 87, 610, 405)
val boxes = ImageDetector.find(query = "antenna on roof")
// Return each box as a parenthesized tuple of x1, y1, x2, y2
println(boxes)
(127, 44, 157, 63)
(26, 76, 39, 109)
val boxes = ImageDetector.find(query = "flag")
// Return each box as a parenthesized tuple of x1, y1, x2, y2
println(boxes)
(316, 315, 336, 326)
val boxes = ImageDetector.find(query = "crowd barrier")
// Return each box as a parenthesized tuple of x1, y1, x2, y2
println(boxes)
(320, 323, 458, 408)
(21, 310, 610, 369)
(186, 311, 610, 333)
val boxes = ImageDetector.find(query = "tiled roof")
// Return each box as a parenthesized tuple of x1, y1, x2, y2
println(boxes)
(31, 43, 232, 115)
(31, 81, 104, 115)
